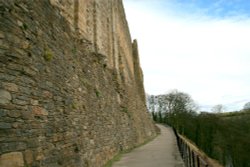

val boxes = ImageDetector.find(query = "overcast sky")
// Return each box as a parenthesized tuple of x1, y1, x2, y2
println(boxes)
(123, 0, 250, 111)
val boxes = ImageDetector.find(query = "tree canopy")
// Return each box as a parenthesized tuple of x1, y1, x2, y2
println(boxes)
(243, 102, 250, 110)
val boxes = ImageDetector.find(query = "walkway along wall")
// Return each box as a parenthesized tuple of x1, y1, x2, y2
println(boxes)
(0, 0, 157, 166)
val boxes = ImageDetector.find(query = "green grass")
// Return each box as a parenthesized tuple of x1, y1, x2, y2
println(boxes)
(104, 153, 122, 167)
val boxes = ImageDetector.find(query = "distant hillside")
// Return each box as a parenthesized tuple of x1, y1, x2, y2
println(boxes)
(216, 109, 250, 118)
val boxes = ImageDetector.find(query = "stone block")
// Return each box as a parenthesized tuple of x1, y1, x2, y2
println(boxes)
(12, 122, 19, 128)
(35, 152, 45, 161)
(13, 99, 29, 106)
(0, 109, 7, 117)
(23, 67, 36, 76)
(0, 74, 16, 82)
(27, 139, 40, 148)
(42, 90, 53, 98)
(0, 31, 4, 38)
(0, 142, 27, 152)
(32, 106, 48, 116)
(24, 150, 33, 165)
(21, 40, 30, 49)
(0, 152, 24, 167)
(2, 82, 19, 92)
(0, 89, 12, 105)
(21, 110, 33, 120)
(7, 110, 21, 118)
(30, 99, 39, 105)
(0, 122, 11, 129)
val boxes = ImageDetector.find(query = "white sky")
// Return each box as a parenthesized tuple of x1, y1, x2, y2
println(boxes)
(123, 0, 250, 111)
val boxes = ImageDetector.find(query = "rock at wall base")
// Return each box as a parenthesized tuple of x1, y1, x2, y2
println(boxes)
(0, 152, 24, 167)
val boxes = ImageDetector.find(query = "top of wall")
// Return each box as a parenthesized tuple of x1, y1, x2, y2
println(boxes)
(49, 0, 136, 84)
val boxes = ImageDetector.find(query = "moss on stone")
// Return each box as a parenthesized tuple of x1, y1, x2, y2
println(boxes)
(72, 46, 77, 55)
(95, 89, 101, 97)
(71, 103, 77, 109)
(121, 107, 128, 113)
(44, 49, 53, 61)
(22, 23, 28, 30)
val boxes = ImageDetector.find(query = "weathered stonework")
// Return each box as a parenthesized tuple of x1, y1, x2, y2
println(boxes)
(0, 152, 24, 167)
(0, 0, 157, 167)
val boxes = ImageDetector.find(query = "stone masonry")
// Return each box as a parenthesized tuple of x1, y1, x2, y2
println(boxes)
(0, 0, 157, 167)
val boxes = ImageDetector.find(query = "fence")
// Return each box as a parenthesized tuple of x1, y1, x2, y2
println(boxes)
(173, 129, 216, 167)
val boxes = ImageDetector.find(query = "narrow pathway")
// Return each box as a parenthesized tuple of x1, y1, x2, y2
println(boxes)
(112, 124, 184, 167)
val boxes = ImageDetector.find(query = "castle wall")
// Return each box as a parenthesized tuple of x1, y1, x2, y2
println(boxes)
(0, 0, 156, 166)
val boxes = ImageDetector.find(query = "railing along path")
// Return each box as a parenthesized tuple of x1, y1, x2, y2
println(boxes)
(173, 129, 223, 167)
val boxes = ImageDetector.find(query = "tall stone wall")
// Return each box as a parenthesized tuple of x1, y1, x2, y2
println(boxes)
(49, 0, 135, 80)
(0, 0, 156, 167)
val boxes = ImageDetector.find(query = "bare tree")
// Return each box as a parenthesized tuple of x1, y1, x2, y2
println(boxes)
(163, 89, 198, 114)
(243, 102, 250, 110)
(146, 90, 198, 125)
(211, 104, 226, 113)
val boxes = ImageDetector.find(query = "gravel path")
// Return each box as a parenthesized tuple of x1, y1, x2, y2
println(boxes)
(112, 124, 184, 167)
